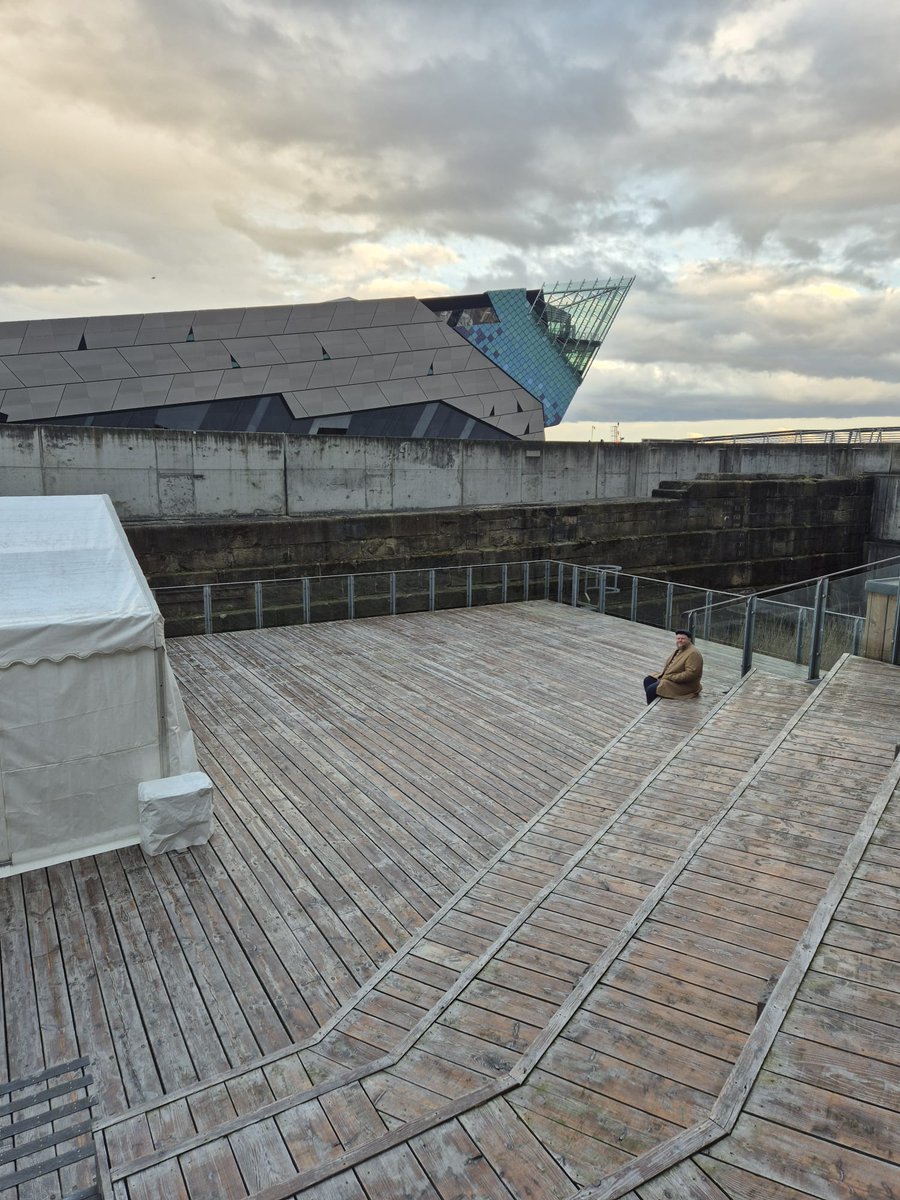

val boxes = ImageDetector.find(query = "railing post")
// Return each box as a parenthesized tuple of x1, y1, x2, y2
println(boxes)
(703, 591, 713, 640)
(202, 585, 212, 636)
(664, 582, 674, 630)
(347, 574, 355, 620)
(852, 614, 863, 657)
(302, 577, 310, 624)
(807, 578, 829, 681)
(254, 581, 264, 629)
(523, 561, 530, 602)
(740, 595, 757, 676)
(795, 609, 807, 664)
(571, 566, 579, 607)
(630, 575, 638, 622)
(428, 569, 436, 612)
(501, 563, 508, 604)
(556, 561, 564, 601)
(891, 584, 900, 665)
(545, 560, 551, 599)
(466, 567, 473, 608)
(597, 570, 607, 614)
(389, 572, 397, 616)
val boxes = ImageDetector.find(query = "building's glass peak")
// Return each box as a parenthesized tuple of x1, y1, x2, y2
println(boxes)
(532, 278, 634, 379)
(426, 276, 633, 427)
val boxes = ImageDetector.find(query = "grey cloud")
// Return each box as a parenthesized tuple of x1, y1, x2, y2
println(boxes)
(2, 0, 900, 436)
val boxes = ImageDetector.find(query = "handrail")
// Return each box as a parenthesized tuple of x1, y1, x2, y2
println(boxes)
(151, 556, 900, 679)
(690, 425, 900, 444)
(682, 550, 900, 621)
(153, 557, 553, 591)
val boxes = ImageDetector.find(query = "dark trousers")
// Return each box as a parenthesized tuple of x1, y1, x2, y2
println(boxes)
(643, 675, 658, 704)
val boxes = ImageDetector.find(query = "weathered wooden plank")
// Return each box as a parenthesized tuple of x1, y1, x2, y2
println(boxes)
(513, 1069, 681, 1157)
(679, 866, 816, 922)
(409, 1119, 517, 1200)
(694, 1155, 818, 1200)
(356, 989, 426, 1032)
(70, 857, 165, 1108)
(179, 1137, 246, 1200)
(635, 922, 784, 982)
(123, 1159, 190, 1200)
(320, 1085, 387, 1151)
(458, 979, 558, 1029)
(746, 1069, 900, 1164)
(603, 960, 756, 1034)
(706, 1112, 900, 1196)
(361, 1073, 447, 1125)
(437, 1002, 541, 1058)
(564, 1010, 730, 1097)
(784, 994, 900, 1065)
(478, 958, 573, 1006)
(688, 847, 831, 896)
(806, 942, 900, 993)
(146, 1098, 194, 1150)
(660, 882, 809, 940)
(187, 1082, 238, 1134)
(511, 920, 605, 968)
(293, 1171, 369, 1199)
(354, 1143, 442, 1199)
(276, 1098, 343, 1172)
(263, 1055, 313, 1102)
(636, 1158, 731, 1199)
(414, 1023, 520, 1080)
(648, 900, 800, 959)
(228, 1119, 295, 1192)
(541, 1037, 711, 1130)
(581, 985, 745, 1063)
(460, 1098, 576, 1200)
(384, 1048, 492, 1100)
(822, 918, 900, 962)
(227, 1069, 275, 1117)
(512, 1100, 630, 1186)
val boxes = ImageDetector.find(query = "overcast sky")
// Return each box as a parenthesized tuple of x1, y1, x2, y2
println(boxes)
(2, 0, 899, 439)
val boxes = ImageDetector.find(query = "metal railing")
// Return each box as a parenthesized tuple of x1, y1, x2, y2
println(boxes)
(154, 559, 736, 639)
(689, 426, 900, 445)
(682, 554, 900, 679)
(155, 555, 900, 681)
(157, 559, 567, 636)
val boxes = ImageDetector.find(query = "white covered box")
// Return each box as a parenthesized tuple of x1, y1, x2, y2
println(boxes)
(139, 772, 213, 856)
(0, 494, 206, 874)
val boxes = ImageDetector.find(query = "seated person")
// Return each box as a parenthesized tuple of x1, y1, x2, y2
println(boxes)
(644, 629, 703, 704)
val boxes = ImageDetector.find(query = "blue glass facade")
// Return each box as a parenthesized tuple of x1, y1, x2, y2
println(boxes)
(455, 290, 581, 426)
(441, 279, 633, 427)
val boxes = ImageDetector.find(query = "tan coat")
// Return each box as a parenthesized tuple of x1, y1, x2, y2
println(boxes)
(654, 645, 703, 698)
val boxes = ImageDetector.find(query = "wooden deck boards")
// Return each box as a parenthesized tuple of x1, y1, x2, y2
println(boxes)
(106, 664, 812, 1194)
(3, 604, 900, 1199)
(110, 653, 900, 1200)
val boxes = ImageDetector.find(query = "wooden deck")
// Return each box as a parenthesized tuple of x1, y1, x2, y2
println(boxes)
(1, 601, 899, 1199)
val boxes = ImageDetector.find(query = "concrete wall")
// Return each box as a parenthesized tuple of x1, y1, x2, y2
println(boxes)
(2, 424, 899, 520)
(869, 475, 900, 555)
(129, 476, 872, 592)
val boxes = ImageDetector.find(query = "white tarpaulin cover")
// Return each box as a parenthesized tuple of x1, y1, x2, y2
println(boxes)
(139, 773, 214, 856)
(0, 494, 161, 668)
(0, 495, 207, 874)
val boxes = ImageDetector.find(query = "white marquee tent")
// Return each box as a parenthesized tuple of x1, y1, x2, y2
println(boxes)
(0, 495, 207, 874)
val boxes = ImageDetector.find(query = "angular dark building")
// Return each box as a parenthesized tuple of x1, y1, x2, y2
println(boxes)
(0, 278, 632, 440)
